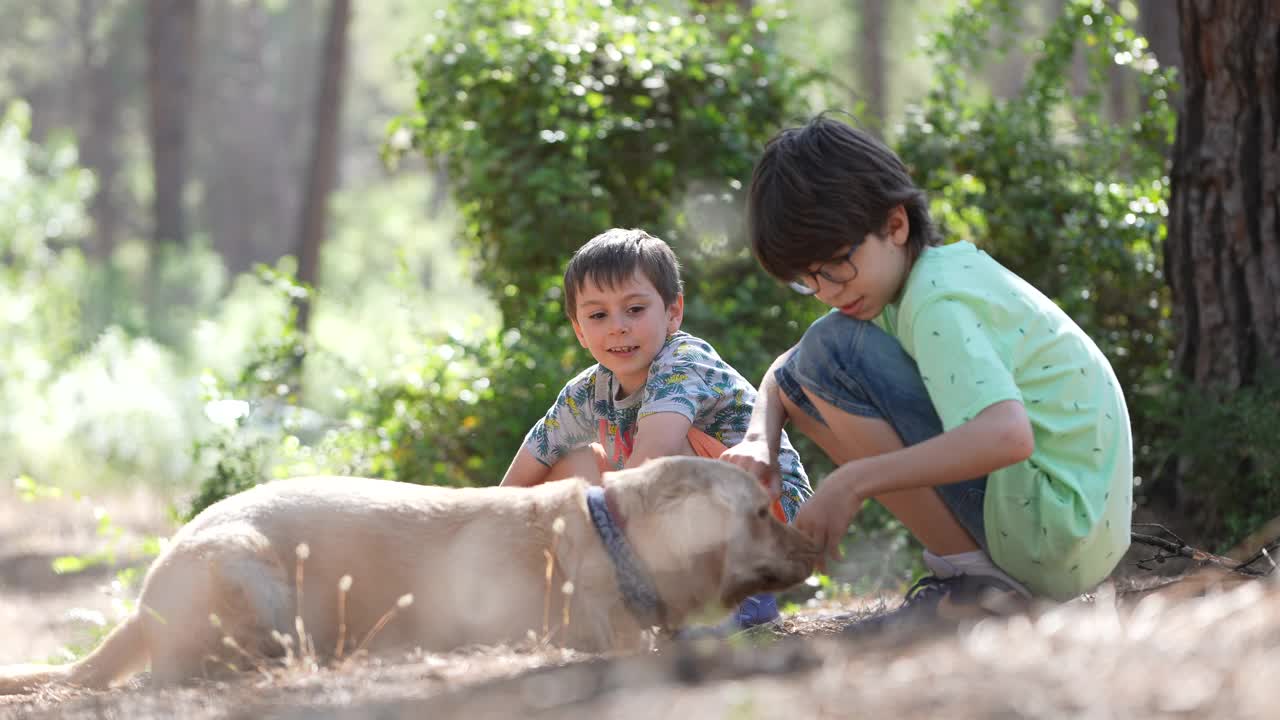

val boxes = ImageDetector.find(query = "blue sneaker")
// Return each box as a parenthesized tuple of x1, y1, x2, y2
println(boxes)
(733, 593, 780, 629)
(674, 594, 781, 641)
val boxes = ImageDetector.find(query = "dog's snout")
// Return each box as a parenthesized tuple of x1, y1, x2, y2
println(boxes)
(776, 524, 820, 557)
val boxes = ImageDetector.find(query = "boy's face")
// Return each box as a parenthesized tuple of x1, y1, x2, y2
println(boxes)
(802, 205, 911, 321)
(571, 270, 684, 396)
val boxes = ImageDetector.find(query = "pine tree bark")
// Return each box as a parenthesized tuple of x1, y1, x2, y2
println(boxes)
(1166, 0, 1280, 391)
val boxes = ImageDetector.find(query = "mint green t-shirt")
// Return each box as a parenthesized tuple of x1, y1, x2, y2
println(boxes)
(876, 241, 1132, 600)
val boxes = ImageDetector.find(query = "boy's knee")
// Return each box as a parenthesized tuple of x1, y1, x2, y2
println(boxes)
(546, 446, 605, 484)
(787, 312, 865, 387)
(797, 312, 874, 361)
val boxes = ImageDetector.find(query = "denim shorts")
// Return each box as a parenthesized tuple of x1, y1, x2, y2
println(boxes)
(774, 312, 989, 550)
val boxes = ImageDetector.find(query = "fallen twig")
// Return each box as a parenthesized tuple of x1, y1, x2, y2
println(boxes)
(1130, 524, 1278, 578)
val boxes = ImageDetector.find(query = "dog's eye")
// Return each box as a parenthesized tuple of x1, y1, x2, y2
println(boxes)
(757, 507, 769, 519)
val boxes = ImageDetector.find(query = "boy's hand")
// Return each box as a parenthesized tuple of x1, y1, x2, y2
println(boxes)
(720, 439, 782, 500)
(794, 466, 863, 572)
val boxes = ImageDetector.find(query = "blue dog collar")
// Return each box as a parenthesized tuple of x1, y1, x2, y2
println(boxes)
(586, 485, 668, 630)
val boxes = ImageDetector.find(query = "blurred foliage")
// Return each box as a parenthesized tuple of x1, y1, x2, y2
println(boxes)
(0, 101, 93, 380)
(1143, 367, 1280, 550)
(1, 100, 289, 494)
(185, 0, 1189, 563)
(382, 0, 826, 480)
(6, 0, 1267, 581)
(192, 1, 828, 507)
(0, 102, 197, 492)
(391, 0, 816, 318)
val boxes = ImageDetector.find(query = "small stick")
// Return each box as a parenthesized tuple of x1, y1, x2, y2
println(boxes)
(542, 549, 555, 638)
(1130, 531, 1277, 577)
(294, 543, 313, 660)
(271, 630, 296, 668)
(561, 580, 574, 632)
(542, 517, 566, 641)
(335, 574, 353, 660)
(353, 593, 414, 658)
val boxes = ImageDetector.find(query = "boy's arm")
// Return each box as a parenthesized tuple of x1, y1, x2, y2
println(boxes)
(624, 412, 695, 468)
(503, 369, 599, 487)
(720, 346, 797, 497)
(744, 345, 796, 452)
(500, 446, 552, 487)
(796, 399, 1034, 561)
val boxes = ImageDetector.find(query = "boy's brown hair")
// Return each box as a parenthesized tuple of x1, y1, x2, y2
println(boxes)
(563, 228, 684, 319)
(748, 114, 939, 283)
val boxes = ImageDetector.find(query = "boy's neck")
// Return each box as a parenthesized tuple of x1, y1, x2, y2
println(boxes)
(892, 245, 930, 305)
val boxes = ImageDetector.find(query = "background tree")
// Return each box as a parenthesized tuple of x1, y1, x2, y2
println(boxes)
(144, 0, 199, 333)
(145, 0, 197, 250)
(858, 0, 888, 131)
(75, 0, 133, 259)
(1159, 0, 1280, 539)
(293, 0, 351, 336)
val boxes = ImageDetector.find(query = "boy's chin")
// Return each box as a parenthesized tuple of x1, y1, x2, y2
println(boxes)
(593, 349, 655, 376)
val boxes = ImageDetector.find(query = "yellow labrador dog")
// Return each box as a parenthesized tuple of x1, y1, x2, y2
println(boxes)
(0, 456, 815, 693)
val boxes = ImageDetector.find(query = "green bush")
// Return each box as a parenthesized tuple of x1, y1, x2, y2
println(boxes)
(385, 0, 826, 480)
(1, 103, 197, 493)
(894, 0, 1177, 482)
(1147, 368, 1280, 549)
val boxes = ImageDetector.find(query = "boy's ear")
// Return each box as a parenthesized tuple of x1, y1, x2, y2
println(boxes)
(666, 293, 685, 334)
(887, 204, 909, 246)
(570, 318, 589, 349)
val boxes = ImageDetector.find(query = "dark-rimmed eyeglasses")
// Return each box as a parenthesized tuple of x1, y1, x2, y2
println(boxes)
(787, 245, 859, 295)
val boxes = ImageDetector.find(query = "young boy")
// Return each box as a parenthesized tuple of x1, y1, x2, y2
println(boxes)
(501, 228, 813, 628)
(721, 115, 1132, 619)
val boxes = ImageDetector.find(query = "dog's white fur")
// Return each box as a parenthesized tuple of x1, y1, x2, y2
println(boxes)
(0, 456, 815, 693)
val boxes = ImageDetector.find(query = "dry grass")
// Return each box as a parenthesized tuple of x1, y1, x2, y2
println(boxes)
(4, 572, 1279, 719)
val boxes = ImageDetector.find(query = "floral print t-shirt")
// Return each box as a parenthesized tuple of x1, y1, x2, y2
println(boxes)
(523, 331, 812, 520)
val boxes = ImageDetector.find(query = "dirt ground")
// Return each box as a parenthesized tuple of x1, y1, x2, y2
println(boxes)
(0, 483, 170, 668)
(2, 483, 1277, 720)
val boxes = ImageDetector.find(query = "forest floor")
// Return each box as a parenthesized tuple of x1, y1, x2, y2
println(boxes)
(2, 483, 1276, 720)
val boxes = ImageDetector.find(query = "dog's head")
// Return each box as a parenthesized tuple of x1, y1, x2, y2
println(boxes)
(606, 456, 817, 621)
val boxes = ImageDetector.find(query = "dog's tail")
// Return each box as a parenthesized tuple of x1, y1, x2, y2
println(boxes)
(0, 612, 148, 695)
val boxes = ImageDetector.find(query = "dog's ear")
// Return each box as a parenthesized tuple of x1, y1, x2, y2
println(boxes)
(703, 461, 768, 513)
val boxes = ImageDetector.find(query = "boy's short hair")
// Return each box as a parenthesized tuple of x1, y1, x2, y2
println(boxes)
(563, 228, 684, 319)
(748, 114, 939, 283)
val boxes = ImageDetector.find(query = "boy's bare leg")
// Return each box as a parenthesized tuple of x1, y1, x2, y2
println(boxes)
(781, 390, 980, 556)
(544, 446, 605, 484)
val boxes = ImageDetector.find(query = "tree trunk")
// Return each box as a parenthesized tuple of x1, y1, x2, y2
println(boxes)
(145, 0, 198, 249)
(293, 0, 351, 335)
(77, 0, 124, 260)
(196, 0, 291, 278)
(1166, 0, 1280, 391)
(858, 0, 887, 132)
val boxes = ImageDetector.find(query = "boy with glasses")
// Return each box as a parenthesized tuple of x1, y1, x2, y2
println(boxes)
(721, 115, 1133, 625)
(502, 228, 813, 630)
